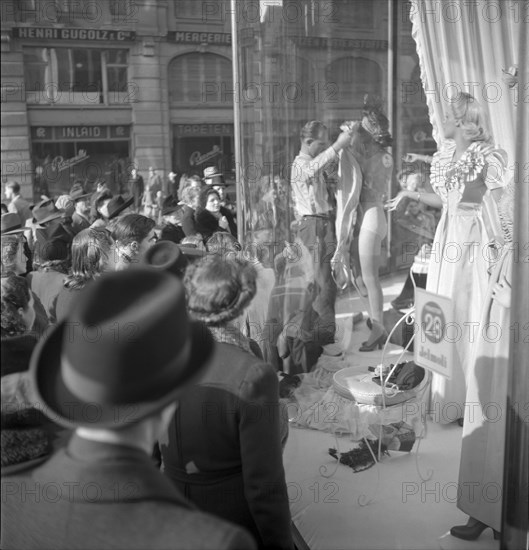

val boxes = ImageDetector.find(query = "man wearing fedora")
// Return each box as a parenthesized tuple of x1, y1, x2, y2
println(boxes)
(69, 183, 92, 235)
(4, 182, 32, 228)
(1, 269, 256, 550)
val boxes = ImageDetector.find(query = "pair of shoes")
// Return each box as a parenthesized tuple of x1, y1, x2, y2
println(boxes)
(359, 332, 387, 352)
(391, 298, 414, 311)
(450, 517, 497, 541)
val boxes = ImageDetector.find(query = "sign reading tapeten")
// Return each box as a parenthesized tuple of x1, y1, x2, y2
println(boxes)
(414, 288, 454, 379)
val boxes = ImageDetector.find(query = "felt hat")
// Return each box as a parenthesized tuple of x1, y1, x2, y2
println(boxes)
(178, 244, 207, 260)
(31, 199, 64, 226)
(203, 166, 226, 187)
(107, 195, 134, 219)
(161, 203, 181, 217)
(1, 213, 26, 235)
(69, 183, 92, 202)
(140, 240, 188, 279)
(30, 268, 214, 428)
(34, 223, 72, 262)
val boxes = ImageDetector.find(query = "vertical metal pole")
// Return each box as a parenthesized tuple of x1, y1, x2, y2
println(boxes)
(386, 0, 397, 263)
(231, 0, 243, 245)
(501, 20, 529, 550)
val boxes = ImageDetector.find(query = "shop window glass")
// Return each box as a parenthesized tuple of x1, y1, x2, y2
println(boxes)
(168, 53, 232, 104)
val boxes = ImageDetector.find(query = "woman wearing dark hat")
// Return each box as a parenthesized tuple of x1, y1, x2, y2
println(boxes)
(27, 224, 71, 320)
(90, 190, 113, 228)
(158, 255, 293, 550)
(1, 274, 56, 472)
(195, 187, 237, 242)
(51, 228, 116, 323)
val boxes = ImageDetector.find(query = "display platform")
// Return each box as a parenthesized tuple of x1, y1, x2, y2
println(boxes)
(283, 282, 500, 550)
(284, 422, 500, 550)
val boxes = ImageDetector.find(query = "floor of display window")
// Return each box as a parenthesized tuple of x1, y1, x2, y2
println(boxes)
(284, 271, 500, 550)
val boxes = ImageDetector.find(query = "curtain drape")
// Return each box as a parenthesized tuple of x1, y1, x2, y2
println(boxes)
(410, 0, 521, 240)
(410, 0, 519, 161)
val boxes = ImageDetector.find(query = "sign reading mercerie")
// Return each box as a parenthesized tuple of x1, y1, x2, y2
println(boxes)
(14, 27, 136, 41)
(168, 31, 231, 45)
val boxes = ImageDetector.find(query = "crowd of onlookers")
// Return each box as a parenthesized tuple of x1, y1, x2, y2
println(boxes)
(1, 173, 294, 549)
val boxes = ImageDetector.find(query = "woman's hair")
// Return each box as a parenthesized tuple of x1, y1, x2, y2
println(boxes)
(206, 232, 241, 255)
(1, 274, 31, 337)
(181, 185, 201, 208)
(451, 92, 492, 143)
(109, 214, 155, 247)
(197, 187, 221, 211)
(184, 256, 257, 326)
(64, 228, 114, 290)
(1, 234, 22, 276)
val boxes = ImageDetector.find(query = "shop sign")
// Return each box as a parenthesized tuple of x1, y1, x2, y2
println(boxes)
(51, 149, 89, 173)
(414, 288, 454, 379)
(32, 125, 130, 141)
(13, 27, 135, 41)
(189, 145, 223, 166)
(175, 124, 233, 137)
(58, 126, 106, 139)
(168, 31, 231, 45)
(291, 36, 388, 50)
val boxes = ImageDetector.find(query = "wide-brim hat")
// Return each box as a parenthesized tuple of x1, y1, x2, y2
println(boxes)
(107, 195, 134, 219)
(140, 240, 188, 279)
(30, 268, 214, 429)
(1, 213, 26, 235)
(34, 223, 72, 262)
(70, 183, 92, 202)
(162, 204, 181, 217)
(31, 199, 64, 226)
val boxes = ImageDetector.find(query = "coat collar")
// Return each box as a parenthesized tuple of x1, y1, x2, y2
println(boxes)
(31, 434, 193, 507)
(207, 323, 254, 355)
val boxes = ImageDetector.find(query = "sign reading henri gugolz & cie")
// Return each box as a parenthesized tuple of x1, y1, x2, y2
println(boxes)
(13, 27, 136, 41)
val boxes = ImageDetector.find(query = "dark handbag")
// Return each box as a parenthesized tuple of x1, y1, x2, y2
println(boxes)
(372, 361, 425, 391)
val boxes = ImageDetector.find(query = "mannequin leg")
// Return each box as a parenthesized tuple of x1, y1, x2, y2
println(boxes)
(358, 206, 387, 346)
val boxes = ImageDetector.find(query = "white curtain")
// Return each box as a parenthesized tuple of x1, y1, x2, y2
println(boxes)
(410, 0, 520, 164)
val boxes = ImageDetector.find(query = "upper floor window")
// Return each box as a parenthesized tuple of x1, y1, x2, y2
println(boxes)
(24, 47, 130, 105)
(15, 0, 130, 23)
(174, 0, 226, 22)
(168, 52, 233, 104)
